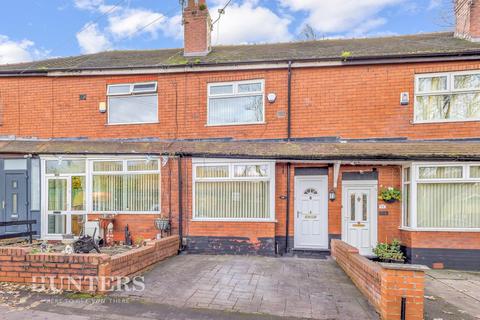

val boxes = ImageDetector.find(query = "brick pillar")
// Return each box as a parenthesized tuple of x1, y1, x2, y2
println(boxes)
(455, 0, 480, 41)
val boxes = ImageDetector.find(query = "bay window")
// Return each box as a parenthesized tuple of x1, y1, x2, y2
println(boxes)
(193, 160, 275, 221)
(414, 71, 480, 123)
(403, 163, 480, 230)
(207, 80, 265, 126)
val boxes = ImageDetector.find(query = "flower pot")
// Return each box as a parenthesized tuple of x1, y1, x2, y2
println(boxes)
(154, 218, 170, 231)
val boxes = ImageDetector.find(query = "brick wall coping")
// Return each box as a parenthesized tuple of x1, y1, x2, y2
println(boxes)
(379, 262, 430, 271)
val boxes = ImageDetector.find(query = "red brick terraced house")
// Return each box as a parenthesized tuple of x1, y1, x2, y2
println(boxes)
(1, 0, 480, 270)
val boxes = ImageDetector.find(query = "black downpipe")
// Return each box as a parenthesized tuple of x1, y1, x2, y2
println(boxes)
(287, 61, 292, 141)
(178, 156, 183, 250)
(285, 162, 291, 254)
(400, 297, 406, 320)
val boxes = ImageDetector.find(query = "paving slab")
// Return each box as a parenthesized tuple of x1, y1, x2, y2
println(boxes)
(119, 254, 379, 319)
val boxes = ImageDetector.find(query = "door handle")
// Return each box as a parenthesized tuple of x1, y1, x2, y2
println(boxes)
(1, 201, 4, 209)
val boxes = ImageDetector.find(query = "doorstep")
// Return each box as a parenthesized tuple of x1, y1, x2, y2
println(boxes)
(286, 248, 331, 259)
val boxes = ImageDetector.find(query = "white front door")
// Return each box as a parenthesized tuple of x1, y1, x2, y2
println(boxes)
(294, 176, 328, 249)
(342, 181, 377, 256)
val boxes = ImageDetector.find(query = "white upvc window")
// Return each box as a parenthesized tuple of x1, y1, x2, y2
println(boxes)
(91, 159, 160, 213)
(402, 163, 480, 231)
(414, 70, 480, 123)
(207, 80, 265, 126)
(107, 81, 158, 125)
(192, 159, 275, 221)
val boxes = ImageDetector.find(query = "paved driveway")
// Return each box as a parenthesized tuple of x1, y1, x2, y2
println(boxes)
(121, 254, 378, 319)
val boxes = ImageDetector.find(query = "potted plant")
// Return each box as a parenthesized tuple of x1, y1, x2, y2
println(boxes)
(373, 239, 405, 263)
(154, 215, 170, 232)
(378, 187, 401, 203)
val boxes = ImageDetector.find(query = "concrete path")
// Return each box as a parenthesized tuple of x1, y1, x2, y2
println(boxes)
(424, 269, 480, 320)
(120, 254, 379, 319)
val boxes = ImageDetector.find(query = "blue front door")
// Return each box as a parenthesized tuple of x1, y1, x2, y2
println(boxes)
(4, 173, 28, 234)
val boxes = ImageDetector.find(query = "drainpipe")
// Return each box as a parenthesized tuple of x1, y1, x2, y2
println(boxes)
(285, 162, 291, 253)
(287, 61, 292, 141)
(177, 155, 183, 251)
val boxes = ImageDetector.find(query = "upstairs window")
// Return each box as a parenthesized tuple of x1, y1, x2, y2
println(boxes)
(107, 82, 158, 124)
(414, 71, 480, 123)
(207, 80, 264, 126)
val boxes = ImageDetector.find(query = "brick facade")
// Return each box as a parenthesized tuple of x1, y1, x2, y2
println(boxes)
(455, 0, 480, 41)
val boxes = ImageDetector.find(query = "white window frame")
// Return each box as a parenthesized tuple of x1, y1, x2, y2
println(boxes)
(207, 79, 265, 126)
(414, 70, 480, 124)
(401, 162, 480, 232)
(192, 158, 275, 222)
(107, 81, 159, 125)
(40, 155, 161, 240)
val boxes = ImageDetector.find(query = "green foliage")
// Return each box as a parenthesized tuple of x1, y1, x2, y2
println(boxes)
(373, 239, 405, 262)
(378, 187, 401, 202)
(199, 3, 207, 10)
(341, 51, 352, 61)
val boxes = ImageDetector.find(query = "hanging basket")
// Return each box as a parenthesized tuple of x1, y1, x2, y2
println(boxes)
(154, 218, 171, 231)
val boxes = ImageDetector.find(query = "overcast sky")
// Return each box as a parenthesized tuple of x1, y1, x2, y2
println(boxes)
(0, 0, 452, 65)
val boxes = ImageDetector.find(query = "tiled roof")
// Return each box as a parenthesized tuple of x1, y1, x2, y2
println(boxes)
(1, 33, 480, 74)
(1, 139, 479, 161)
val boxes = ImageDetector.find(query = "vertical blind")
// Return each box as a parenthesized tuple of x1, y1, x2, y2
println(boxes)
(417, 183, 480, 228)
(92, 174, 159, 212)
(195, 181, 270, 219)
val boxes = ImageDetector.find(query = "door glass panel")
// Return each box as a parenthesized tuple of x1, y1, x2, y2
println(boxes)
(362, 194, 368, 221)
(350, 194, 355, 221)
(71, 215, 85, 236)
(12, 193, 18, 215)
(48, 214, 66, 234)
(71, 176, 85, 211)
(4, 159, 27, 170)
(48, 179, 67, 211)
(12, 180, 18, 189)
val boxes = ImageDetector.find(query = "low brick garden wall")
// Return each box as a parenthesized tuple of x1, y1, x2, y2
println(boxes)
(331, 239, 428, 320)
(0, 235, 179, 293)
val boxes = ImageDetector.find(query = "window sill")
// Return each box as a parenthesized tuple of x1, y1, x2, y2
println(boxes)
(191, 218, 277, 223)
(106, 121, 159, 126)
(399, 227, 480, 233)
(90, 211, 161, 215)
(412, 118, 480, 125)
(205, 121, 266, 127)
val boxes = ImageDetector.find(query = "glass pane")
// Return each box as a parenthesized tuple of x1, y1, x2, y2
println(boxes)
(93, 175, 123, 211)
(238, 82, 262, 93)
(417, 76, 447, 93)
(132, 82, 156, 93)
(71, 215, 86, 236)
(92, 174, 159, 212)
(208, 95, 264, 125)
(450, 93, 480, 120)
(403, 184, 410, 227)
(454, 74, 480, 90)
(195, 181, 270, 219)
(71, 176, 85, 211)
(403, 167, 410, 182)
(48, 214, 66, 234)
(4, 159, 27, 170)
(12, 193, 17, 215)
(419, 166, 463, 179)
(470, 166, 480, 178)
(107, 84, 131, 95)
(12, 180, 17, 189)
(350, 194, 355, 221)
(362, 194, 368, 221)
(93, 161, 123, 172)
(415, 95, 451, 121)
(234, 165, 268, 177)
(108, 95, 158, 124)
(46, 160, 85, 174)
(210, 84, 233, 95)
(48, 179, 67, 211)
(196, 166, 229, 178)
(31, 158, 40, 211)
(127, 160, 159, 171)
(417, 183, 480, 228)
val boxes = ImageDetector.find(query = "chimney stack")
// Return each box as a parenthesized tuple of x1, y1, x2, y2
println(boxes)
(183, 0, 212, 57)
(455, 0, 480, 41)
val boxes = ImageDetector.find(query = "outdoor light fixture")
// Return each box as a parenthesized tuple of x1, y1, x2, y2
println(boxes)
(328, 189, 336, 201)
(267, 93, 277, 103)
